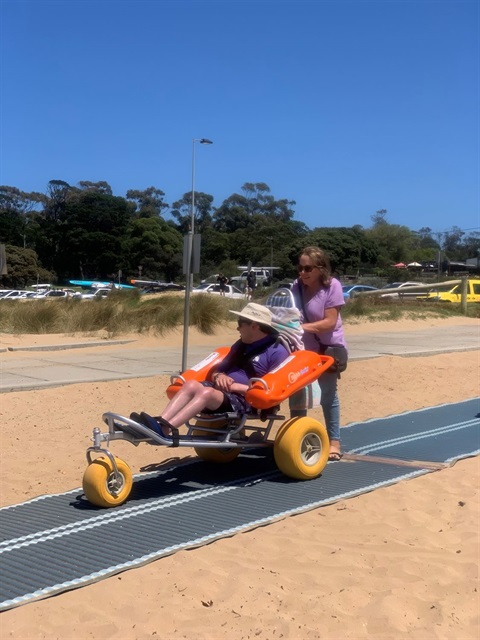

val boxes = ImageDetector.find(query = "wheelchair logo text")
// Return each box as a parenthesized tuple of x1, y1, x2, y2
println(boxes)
(288, 367, 309, 384)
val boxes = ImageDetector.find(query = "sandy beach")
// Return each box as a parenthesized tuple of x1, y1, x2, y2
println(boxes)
(0, 316, 479, 639)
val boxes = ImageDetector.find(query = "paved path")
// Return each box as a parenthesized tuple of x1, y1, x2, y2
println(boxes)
(0, 325, 478, 393)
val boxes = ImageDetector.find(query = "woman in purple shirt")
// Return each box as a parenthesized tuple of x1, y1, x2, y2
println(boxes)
(291, 246, 348, 461)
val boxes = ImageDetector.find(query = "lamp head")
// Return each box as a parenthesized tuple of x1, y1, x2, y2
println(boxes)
(199, 138, 213, 145)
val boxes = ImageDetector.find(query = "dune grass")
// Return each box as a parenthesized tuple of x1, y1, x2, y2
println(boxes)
(0, 289, 476, 337)
(0, 291, 246, 336)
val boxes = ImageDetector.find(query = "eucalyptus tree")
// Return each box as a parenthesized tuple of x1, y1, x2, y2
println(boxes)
(54, 190, 134, 279)
(458, 231, 480, 262)
(212, 198, 251, 233)
(1, 245, 53, 288)
(197, 227, 233, 278)
(442, 226, 465, 259)
(44, 180, 72, 221)
(297, 226, 379, 275)
(78, 181, 113, 195)
(0, 186, 44, 248)
(224, 218, 309, 280)
(241, 182, 273, 215)
(122, 217, 183, 281)
(213, 182, 296, 233)
(371, 209, 388, 226)
(126, 187, 169, 218)
(365, 209, 421, 268)
(170, 191, 214, 234)
(416, 227, 440, 251)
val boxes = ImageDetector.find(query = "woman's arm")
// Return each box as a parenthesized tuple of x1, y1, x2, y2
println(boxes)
(301, 306, 340, 335)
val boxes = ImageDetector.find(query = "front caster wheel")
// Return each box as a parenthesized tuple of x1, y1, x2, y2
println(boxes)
(274, 417, 329, 480)
(83, 456, 133, 507)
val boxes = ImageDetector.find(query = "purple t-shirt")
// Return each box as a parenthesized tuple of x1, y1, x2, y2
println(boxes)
(217, 336, 289, 385)
(292, 278, 347, 351)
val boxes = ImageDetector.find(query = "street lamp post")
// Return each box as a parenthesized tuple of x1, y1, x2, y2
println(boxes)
(267, 236, 273, 283)
(181, 137, 213, 372)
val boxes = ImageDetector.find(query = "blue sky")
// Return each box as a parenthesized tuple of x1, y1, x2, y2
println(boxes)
(1, 0, 478, 236)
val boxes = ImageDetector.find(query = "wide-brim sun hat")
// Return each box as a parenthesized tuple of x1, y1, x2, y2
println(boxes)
(229, 302, 273, 327)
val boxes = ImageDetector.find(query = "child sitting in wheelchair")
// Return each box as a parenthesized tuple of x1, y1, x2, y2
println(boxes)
(130, 302, 290, 439)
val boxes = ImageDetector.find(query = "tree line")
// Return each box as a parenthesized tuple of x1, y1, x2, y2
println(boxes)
(0, 180, 478, 287)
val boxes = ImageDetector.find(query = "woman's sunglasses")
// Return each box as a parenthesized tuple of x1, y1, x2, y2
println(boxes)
(237, 318, 252, 327)
(297, 265, 317, 273)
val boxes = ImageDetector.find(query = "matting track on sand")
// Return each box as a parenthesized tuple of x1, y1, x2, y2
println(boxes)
(1, 399, 479, 611)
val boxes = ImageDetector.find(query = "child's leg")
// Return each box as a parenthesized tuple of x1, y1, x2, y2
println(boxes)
(161, 380, 225, 428)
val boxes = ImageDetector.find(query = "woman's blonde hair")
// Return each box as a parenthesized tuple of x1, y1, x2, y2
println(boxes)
(299, 246, 332, 287)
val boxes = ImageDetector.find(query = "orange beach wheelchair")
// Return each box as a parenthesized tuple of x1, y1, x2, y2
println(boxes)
(83, 347, 334, 507)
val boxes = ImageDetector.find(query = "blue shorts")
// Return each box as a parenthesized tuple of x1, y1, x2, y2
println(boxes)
(201, 381, 252, 414)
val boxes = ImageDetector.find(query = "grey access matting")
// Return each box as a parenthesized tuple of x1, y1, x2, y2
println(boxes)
(342, 397, 480, 463)
(1, 399, 478, 611)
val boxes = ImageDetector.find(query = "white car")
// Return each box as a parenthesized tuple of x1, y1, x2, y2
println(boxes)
(33, 290, 74, 299)
(229, 268, 272, 287)
(192, 283, 245, 299)
(0, 290, 31, 299)
(79, 288, 112, 300)
(380, 282, 423, 299)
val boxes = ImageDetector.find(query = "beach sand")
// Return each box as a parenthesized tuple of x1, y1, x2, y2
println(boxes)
(0, 316, 479, 639)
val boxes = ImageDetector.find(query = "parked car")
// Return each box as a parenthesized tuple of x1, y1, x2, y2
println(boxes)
(33, 289, 75, 299)
(380, 282, 423, 299)
(342, 284, 379, 300)
(275, 281, 294, 290)
(31, 284, 53, 293)
(229, 269, 272, 288)
(422, 279, 480, 303)
(79, 288, 112, 300)
(192, 283, 245, 299)
(141, 283, 185, 294)
(0, 290, 31, 299)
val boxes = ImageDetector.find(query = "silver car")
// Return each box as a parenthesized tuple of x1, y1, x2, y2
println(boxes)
(380, 282, 423, 298)
(192, 283, 245, 299)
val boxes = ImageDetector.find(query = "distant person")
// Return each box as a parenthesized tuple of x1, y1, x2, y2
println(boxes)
(217, 273, 228, 296)
(246, 270, 256, 291)
(291, 246, 348, 461)
(132, 302, 289, 437)
(245, 270, 256, 300)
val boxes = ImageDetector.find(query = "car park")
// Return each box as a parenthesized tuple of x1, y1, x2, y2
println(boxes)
(342, 284, 379, 300)
(192, 283, 245, 299)
(380, 282, 423, 298)
(423, 279, 480, 303)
